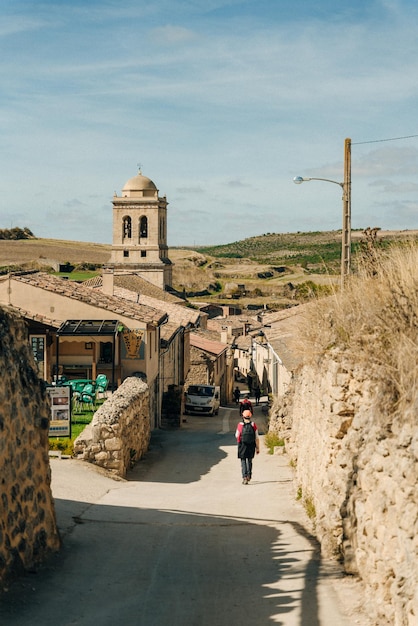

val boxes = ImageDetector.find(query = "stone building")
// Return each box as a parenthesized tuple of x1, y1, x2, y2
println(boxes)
(185, 331, 233, 405)
(108, 170, 173, 290)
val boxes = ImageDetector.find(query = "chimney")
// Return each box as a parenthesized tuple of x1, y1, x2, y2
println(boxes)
(102, 268, 114, 295)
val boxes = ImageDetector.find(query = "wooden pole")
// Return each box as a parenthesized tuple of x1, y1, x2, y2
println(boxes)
(341, 137, 352, 288)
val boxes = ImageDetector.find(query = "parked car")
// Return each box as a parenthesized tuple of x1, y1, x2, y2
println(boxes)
(184, 385, 220, 416)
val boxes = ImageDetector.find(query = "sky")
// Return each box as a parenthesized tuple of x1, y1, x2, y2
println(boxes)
(1, 0, 418, 247)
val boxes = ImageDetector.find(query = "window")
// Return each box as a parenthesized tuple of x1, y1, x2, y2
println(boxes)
(141, 250, 146, 257)
(140, 216, 148, 238)
(99, 342, 113, 364)
(124, 250, 129, 258)
(122, 216, 132, 239)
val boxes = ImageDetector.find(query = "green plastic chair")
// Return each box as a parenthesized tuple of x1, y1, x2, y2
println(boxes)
(80, 383, 96, 410)
(95, 374, 109, 399)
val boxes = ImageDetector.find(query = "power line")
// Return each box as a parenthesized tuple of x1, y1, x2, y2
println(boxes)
(352, 133, 418, 145)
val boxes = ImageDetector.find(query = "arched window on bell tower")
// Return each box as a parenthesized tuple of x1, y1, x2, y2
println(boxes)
(140, 216, 148, 239)
(122, 216, 132, 240)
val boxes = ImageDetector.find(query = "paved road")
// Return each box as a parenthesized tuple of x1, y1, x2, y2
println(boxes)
(0, 403, 365, 626)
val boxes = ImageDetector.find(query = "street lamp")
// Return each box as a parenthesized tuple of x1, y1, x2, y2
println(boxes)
(293, 138, 352, 288)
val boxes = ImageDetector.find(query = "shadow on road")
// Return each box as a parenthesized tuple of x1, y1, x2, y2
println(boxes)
(0, 409, 341, 625)
(130, 418, 230, 484)
(0, 501, 325, 626)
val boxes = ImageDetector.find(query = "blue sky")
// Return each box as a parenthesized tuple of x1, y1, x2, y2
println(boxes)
(1, 0, 418, 246)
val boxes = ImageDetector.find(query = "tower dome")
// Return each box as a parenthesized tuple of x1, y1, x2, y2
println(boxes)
(122, 172, 157, 193)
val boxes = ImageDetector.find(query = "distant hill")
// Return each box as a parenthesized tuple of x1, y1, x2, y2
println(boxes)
(1, 231, 417, 309)
(197, 230, 345, 271)
(170, 228, 418, 307)
(1, 229, 416, 269)
(0, 238, 111, 268)
(196, 229, 418, 270)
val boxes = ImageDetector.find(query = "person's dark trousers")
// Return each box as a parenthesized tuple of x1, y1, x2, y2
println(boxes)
(241, 457, 253, 479)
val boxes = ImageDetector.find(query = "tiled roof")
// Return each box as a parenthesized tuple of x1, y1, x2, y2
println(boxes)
(112, 286, 201, 328)
(82, 275, 102, 288)
(207, 315, 256, 332)
(11, 272, 166, 326)
(190, 332, 228, 356)
(257, 306, 302, 326)
(160, 320, 182, 342)
(114, 275, 184, 304)
(84, 273, 184, 304)
(4, 305, 61, 329)
(234, 334, 252, 350)
(262, 305, 309, 370)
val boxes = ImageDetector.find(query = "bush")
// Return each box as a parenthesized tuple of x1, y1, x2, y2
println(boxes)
(0, 227, 34, 240)
(49, 438, 74, 456)
(294, 280, 333, 300)
(303, 241, 418, 422)
(264, 431, 285, 454)
(74, 262, 101, 271)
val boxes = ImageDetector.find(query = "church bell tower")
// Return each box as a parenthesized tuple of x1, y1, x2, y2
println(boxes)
(108, 170, 172, 289)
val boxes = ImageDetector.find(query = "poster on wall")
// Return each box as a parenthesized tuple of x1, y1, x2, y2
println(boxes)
(47, 385, 71, 437)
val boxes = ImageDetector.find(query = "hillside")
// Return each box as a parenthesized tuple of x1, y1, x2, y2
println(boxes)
(0, 238, 111, 267)
(1, 229, 417, 309)
(197, 228, 418, 264)
(170, 229, 418, 308)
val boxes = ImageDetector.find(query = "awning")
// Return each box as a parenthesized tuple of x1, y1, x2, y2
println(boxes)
(55, 320, 122, 390)
(57, 319, 121, 337)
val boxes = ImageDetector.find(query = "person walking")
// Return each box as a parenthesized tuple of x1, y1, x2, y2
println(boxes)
(239, 395, 253, 416)
(233, 386, 241, 405)
(254, 386, 261, 406)
(235, 409, 260, 484)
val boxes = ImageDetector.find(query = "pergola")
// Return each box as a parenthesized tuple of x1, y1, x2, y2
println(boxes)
(55, 319, 122, 390)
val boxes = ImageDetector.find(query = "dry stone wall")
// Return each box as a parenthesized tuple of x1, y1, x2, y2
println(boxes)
(0, 307, 60, 588)
(74, 377, 150, 477)
(270, 352, 418, 626)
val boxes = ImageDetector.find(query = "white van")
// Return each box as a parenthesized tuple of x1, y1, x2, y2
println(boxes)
(184, 384, 221, 416)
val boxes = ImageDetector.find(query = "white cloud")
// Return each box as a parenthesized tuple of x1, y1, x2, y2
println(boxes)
(369, 179, 418, 193)
(1, 0, 418, 245)
(150, 24, 198, 45)
(176, 186, 205, 194)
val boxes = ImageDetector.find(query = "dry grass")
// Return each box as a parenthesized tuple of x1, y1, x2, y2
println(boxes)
(2, 234, 416, 313)
(0, 238, 111, 266)
(302, 242, 418, 420)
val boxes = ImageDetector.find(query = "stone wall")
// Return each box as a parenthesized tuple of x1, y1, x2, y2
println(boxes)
(269, 353, 418, 625)
(0, 307, 60, 588)
(74, 377, 150, 477)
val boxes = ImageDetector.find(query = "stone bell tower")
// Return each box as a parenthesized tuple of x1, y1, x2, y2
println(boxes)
(108, 170, 172, 289)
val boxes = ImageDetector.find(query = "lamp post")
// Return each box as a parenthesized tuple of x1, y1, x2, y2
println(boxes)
(293, 138, 351, 288)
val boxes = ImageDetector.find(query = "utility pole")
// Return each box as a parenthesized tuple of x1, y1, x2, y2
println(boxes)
(294, 136, 352, 290)
(341, 137, 352, 288)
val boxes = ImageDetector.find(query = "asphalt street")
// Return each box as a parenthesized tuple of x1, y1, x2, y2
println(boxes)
(0, 402, 367, 626)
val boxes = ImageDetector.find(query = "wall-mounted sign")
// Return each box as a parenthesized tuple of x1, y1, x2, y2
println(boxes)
(31, 336, 45, 362)
(122, 329, 144, 359)
(47, 385, 71, 438)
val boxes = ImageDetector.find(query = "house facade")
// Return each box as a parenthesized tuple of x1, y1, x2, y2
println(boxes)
(94, 273, 204, 427)
(251, 307, 305, 397)
(185, 332, 234, 405)
(0, 271, 167, 428)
